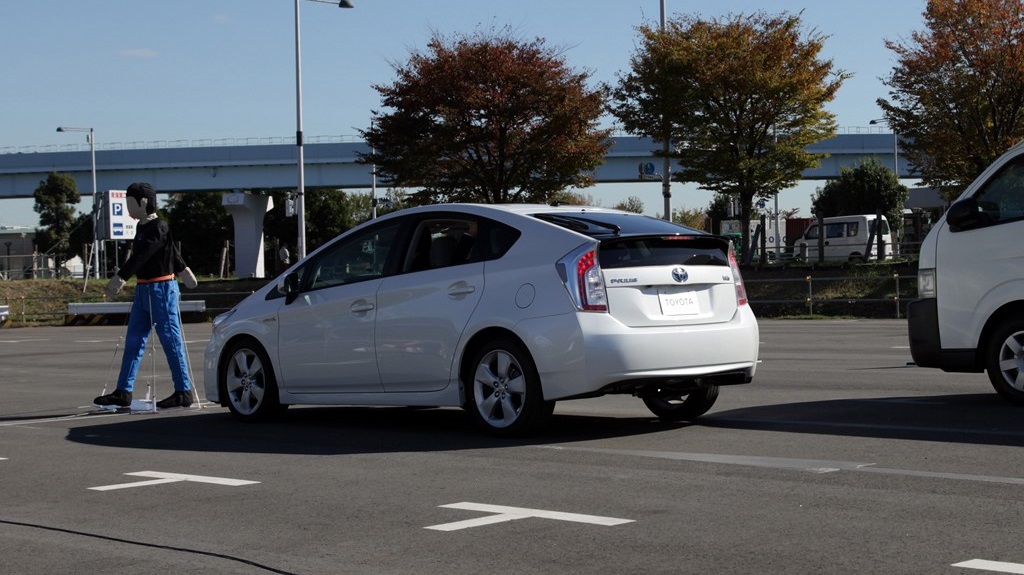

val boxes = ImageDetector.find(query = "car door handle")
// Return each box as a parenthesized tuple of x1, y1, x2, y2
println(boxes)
(351, 302, 375, 313)
(447, 284, 477, 297)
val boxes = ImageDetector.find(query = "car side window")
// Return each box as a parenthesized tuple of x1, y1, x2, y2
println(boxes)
(406, 217, 480, 272)
(307, 221, 402, 291)
(974, 156, 1024, 224)
(404, 216, 521, 273)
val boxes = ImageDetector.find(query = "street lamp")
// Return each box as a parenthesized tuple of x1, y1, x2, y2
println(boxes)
(869, 119, 899, 178)
(56, 126, 99, 279)
(294, 0, 354, 259)
(660, 0, 672, 221)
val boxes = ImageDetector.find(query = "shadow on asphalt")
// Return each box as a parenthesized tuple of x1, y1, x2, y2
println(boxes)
(701, 392, 1024, 446)
(64, 405, 686, 455)
(62, 391, 1024, 454)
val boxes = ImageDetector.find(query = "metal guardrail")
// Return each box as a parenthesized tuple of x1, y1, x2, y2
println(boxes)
(1, 274, 916, 326)
(0, 291, 251, 326)
(745, 272, 917, 318)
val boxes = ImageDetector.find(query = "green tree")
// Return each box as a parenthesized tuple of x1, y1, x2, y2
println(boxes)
(878, 0, 1024, 200)
(811, 159, 909, 232)
(263, 188, 387, 257)
(163, 192, 234, 276)
(33, 171, 81, 270)
(611, 11, 847, 263)
(706, 193, 731, 234)
(67, 212, 94, 269)
(672, 207, 708, 230)
(613, 195, 645, 214)
(360, 29, 612, 205)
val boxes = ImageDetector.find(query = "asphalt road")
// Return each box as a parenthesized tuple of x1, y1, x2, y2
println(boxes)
(1, 320, 1023, 575)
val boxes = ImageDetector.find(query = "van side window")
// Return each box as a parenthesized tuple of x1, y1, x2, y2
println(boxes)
(974, 156, 1024, 224)
(825, 224, 845, 238)
(846, 222, 859, 237)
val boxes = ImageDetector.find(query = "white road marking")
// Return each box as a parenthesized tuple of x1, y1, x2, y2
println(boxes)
(89, 471, 259, 491)
(425, 502, 634, 532)
(953, 559, 1024, 573)
(0, 339, 49, 343)
(539, 446, 1024, 485)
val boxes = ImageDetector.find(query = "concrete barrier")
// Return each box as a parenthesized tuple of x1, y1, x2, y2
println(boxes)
(65, 300, 206, 325)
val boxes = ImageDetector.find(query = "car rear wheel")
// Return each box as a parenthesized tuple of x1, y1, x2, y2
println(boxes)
(985, 319, 1024, 404)
(221, 338, 287, 421)
(642, 385, 719, 421)
(465, 337, 554, 436)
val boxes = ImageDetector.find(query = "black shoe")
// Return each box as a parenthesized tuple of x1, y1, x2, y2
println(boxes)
(94, 389, 132, 407)
(157, 391, 193, 409)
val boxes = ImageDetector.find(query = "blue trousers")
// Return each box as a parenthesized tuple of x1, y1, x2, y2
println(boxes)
(116, 280, 192, 394)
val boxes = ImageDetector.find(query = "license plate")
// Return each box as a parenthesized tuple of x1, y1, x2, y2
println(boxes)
(658, 289, 700, 316)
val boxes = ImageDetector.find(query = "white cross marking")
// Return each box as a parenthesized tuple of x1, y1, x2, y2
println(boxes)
(425, 502, 634, 531)
(89, 471, 259, 491)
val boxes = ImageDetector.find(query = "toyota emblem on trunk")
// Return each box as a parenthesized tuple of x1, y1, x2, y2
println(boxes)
(672, 267, 688, 283)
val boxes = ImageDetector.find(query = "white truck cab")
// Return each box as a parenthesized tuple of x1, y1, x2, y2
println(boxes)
(908, 140, 1024, 403)
(795, 214, 893, 262)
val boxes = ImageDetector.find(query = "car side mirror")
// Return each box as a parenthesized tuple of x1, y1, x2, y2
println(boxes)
(946, 197, 989, 232)
(279, 272, 300, 304)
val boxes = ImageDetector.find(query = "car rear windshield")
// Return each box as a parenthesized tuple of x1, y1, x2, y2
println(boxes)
(532, 211, 704, 237)
(599, 236, 729, 269)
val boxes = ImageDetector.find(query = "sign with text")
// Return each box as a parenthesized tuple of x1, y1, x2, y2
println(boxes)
(96, 190, 136, 240)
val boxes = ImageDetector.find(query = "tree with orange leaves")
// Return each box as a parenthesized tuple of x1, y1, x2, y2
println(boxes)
(360, 30, 611, 206)
(878, 0, 1024, 200)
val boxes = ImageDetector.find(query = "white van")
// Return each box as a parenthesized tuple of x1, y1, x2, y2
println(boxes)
(794, 214, 893, 262)
(908, 141, 1024, 403)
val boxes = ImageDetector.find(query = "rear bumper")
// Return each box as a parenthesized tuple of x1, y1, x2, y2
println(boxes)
(520, 307, 759, 400)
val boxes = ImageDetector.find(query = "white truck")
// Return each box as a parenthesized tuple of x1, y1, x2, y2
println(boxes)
(908, 140, 1024, 403)
(794, 214, 893, 262)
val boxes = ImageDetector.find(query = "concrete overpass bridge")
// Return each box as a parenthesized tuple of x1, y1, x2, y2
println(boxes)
(0, 132, 905, 200)
(0, 132, 904, 278)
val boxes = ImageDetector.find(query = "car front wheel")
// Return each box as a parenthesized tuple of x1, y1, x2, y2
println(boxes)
(642, 385, 719, 422)
(220, 338, 286, 421)
(986, 319, 1024, 404)
(465, 337, 554, 436)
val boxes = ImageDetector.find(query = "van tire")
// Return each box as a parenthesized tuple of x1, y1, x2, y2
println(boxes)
(985, 318, 1024, 404)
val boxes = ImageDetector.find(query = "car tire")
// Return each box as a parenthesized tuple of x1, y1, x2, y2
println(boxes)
(220, 338, 287, 421)
(465, 337, 554, 436)
(985, 319, 1024, 404)
(642, 385, 720, 422)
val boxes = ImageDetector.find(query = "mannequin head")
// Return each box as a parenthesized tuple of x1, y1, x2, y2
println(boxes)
(125, 182, 158, 220)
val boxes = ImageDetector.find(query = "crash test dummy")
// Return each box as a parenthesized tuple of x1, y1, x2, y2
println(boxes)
(93, 182, 199, 409)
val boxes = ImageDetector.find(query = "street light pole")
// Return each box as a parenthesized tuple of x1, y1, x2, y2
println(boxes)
(660, 0, 672, 221)
(56, 126, 99, 279)
(294, 0, 354, 260)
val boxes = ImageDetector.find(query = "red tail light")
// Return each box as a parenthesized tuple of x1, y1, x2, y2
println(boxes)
(576, 249, 608, 311)
(728, 244, 748, 306)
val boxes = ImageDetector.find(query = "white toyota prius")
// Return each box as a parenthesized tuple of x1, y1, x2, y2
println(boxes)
(204, 204, 759, 435)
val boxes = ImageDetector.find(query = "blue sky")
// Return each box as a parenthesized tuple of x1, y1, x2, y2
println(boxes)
(0, 0, 926, 227)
